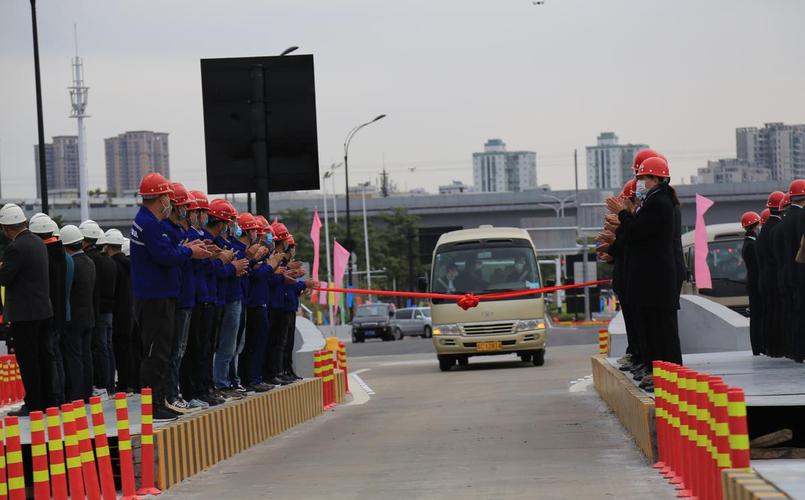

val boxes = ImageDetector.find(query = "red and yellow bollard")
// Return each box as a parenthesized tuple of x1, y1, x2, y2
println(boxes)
(4, 416, 25, 500)
(30, 411, 51, 500)
(727, 388, 751, 470)
(115, 392, 141, 500)
(47, 407, 69, 500)
(598, 329, 609, 356)
(137, 388, 161, 496)
(324, 351, 335, 409)
(0, 420, 8, 500)
(72, 400, 101, 500)
(61, 403, 85, 500)
(89, 396, 117, 500)
(337, 341, 350, 394)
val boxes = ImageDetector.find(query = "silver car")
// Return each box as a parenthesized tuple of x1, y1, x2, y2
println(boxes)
(393, 307, 433, 338)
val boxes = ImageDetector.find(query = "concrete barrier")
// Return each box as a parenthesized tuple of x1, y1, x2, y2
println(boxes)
(292, 317, 327, 379)
(608, 295, 751, 358)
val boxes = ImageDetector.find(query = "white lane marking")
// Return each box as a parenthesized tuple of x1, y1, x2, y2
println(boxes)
(569, 374, 593, 393)
(352, 373, 376, 395)
(352, 368, 370, 375)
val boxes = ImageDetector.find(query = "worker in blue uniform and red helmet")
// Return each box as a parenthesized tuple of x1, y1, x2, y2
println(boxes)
(740, 211, 762, 355)
(130, 173, 211, 421)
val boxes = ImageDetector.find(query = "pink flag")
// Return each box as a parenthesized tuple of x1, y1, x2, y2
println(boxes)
(332, 240, 351, 306)
(310, 209, 322, 303)
(694, 194, 715, 290)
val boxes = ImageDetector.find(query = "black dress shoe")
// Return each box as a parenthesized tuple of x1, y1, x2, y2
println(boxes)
(618, 363, 634, 372)
(7, 405, 30, 417)
(268, 376, 292, 386)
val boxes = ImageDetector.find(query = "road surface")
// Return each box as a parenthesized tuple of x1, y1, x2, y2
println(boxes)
(162, 335, 675, 499)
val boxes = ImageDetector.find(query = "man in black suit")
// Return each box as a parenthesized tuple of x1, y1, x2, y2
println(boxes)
(59, 225, 96, 401)
(0, 204, 53, 415)
(740, 212, 762, 355)
(756, 192, 785, 357)
(785, 180, 805, 361)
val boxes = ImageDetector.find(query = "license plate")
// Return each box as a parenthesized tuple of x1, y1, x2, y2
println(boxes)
(477, 341, 502, 352)
(365, 330, 375, 336)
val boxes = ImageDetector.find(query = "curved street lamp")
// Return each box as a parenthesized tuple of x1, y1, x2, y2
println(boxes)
(343, 114, 386, 288)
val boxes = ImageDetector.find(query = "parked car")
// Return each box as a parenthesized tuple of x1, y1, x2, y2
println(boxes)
(351, 303, 401, 342)
(394, 307, 433, 338)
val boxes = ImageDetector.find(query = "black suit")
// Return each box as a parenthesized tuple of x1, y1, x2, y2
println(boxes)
(771, 216, 791, 357)
(783, 205, 805, 359)
(607, 225, 639, 360)
(0, 229, 54, 411)
(741, 233, 762, 355)
(63, 251, 96, 401)
(756, 215, 782, 356)
(618, 185, 682, 365)
(43, 238, 68, 406)
(111, 253, 138, 391)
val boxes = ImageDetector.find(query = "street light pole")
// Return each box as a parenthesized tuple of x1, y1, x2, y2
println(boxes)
(30, 0, 49, 213)
(343, 114, 386, 289)
(361, 182, 372, 300)
(330, 162, 342, 223)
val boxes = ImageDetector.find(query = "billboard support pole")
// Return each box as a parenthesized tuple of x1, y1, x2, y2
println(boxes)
(250, 64, 270, 217)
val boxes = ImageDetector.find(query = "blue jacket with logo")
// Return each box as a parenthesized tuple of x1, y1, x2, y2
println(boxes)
(187, 227, 209, 305)
(213, 234, 236, 305)
(161, 219, 195, 309)
(130, 207, 191, 300)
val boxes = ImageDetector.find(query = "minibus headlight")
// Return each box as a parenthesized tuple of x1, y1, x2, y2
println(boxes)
(433, 324, 461, 336)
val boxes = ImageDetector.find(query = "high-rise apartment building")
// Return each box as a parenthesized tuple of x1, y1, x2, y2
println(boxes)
(586, 132, 648, 190)
(34, 135, 80, 198)
(736, 123, 805, 181)
(472, 139, 537, 193)
(105, 131, 169, 196)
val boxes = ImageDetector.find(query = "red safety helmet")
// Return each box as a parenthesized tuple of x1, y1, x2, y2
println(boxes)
(271, 221, 290, 241)
(632, 149, 662, 173)
(236, 212, 260, 231)
(619, 179, 637, 200)
(255, 215, 273, 236)
(138, 173, 173, 197)
(790, 179, 805, 198)
(188, 190, 209, 211)
(781, 193, 791, 208)
(740, 211, 761, 229)
(760, 208, 770, 224)
(186, 192, 199, 210)
(767, 191, 786, 209)
(168, 182, 191, 206)
(287, 235, 296, 247)
(636, 157, 670, 179)
(208, 198, 232, 221)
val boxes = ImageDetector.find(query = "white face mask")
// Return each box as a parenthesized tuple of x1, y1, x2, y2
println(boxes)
(160, 196, 172, 219)
(635, 179, 648, 200)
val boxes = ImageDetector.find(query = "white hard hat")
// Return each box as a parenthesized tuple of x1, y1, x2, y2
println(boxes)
(60, 224, 84, 245)
(0, 204, 27, 226)
(79, 220, 103, 240)
(29, 214, 59, 235)
(122, 238, 131, 256)
(103, 228, 126, 246)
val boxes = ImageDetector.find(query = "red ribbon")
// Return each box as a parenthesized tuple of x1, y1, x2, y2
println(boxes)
(313, 279, 609, 310)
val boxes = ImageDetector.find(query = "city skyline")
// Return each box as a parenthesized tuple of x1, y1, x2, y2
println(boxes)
(2, 1, 805, 199)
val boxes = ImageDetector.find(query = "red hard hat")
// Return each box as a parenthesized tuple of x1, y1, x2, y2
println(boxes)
(761, 208, 770, 224)
(255, 215, 273, 236)
(619, 179, 637, 200)
(271, 221, 290, 241)
(636, 157, 670, 179)
(188, 190, 209, 211)
(287, 235, 296, 247)
(185, 192, 199, 210)
(633, 149, 661, 173)
(168, 182, 191, 206)
(208, 198, 232, 221)
(740, 211, 761, 229)
(236, 212, 260, 231)
(782, 193, 791, 208)
(138, 173, 173, 197)
(790, 179, 805, 198)
(767, 191, 785, 209)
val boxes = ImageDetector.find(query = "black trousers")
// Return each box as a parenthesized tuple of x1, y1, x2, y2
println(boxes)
(197, 304, 222, 394)
(62, 323, 94, 402)
(12, 319, 52, 411)
(283, 312, 297, 374)
(240, 306, 268, 387)
(792, 288, 805, 361)
(181, 303, 205, 400)
(48, 327, 66, 407)
(266, 310, 291, 378)
(638, 306, 682, 366)
(748, 291, 764, 356)
(135, 298, 176, 407)
(113, 321, 137, 393)
(621, 303, 639, 360)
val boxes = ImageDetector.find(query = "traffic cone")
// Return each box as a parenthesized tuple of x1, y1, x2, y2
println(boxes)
(30, 411, 51, 500)
(4, 416, 26, 500)
(46, 407, 69, 500)
(136, 388, 161, 496)
(72, 400, 101, 500)
(0, 420, 8, 500)
(61, 403, 85, 500)
(727, 388, 751, 470)
(89, 397, 117, 500)
(115, 393, 141, 500)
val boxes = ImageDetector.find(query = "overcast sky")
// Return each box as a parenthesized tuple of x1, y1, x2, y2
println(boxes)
(1, 0, 804, 199)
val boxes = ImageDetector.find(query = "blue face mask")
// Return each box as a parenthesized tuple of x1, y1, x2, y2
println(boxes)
(266, 233, 273, 244)
(233, 224, 242, 238)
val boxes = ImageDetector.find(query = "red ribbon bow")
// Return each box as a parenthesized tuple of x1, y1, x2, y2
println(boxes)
(456, 293, 480, 310)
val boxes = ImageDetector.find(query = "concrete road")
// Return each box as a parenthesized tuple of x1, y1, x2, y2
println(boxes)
(163, 344, 675, 499)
